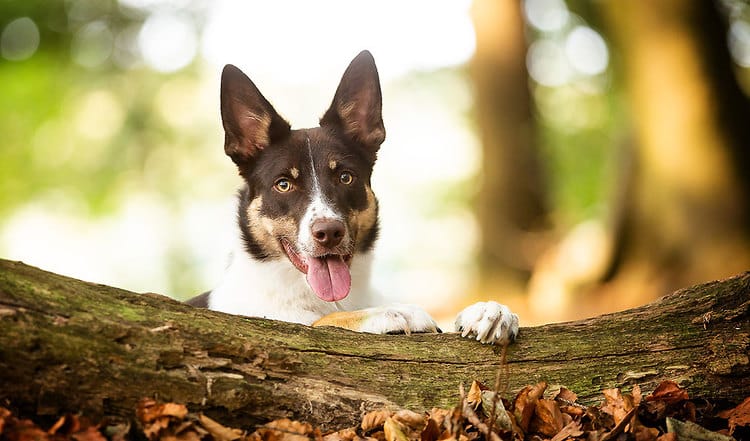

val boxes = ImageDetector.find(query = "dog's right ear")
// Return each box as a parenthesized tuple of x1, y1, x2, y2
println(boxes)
(220, 65, 290, 165)
(320, 50, 385, 156)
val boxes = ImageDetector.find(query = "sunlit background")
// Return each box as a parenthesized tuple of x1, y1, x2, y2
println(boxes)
(2, 0, 750, 326)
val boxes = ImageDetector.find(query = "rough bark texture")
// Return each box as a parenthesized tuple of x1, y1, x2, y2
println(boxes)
(0, 259, 748, 431)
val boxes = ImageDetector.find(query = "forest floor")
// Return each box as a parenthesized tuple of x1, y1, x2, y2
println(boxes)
(1, 377, 748, 441)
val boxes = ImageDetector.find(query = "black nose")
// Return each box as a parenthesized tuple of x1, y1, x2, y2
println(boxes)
(311, 219, 345, 248)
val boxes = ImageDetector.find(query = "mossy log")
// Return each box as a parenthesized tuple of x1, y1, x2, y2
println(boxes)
(0, 259, 748, 431)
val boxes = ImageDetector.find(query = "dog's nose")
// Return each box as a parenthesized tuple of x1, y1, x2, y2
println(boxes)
(311, 219, 345, 248)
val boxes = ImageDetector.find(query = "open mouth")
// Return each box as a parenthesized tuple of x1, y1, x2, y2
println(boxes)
(280, 239, 353, 302)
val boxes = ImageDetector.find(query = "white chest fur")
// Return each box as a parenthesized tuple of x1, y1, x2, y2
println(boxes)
(209, 245, 373, 325)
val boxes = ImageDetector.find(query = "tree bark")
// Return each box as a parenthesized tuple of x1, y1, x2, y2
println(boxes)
(0, 259, 748, 431)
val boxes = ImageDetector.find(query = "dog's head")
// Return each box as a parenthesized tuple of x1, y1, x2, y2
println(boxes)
(220, 51, 384, 303)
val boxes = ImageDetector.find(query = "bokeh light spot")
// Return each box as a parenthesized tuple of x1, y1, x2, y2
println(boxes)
(1, 17, 40, 61)
(728, 20, 750, 67)
(73, 89, 125, 141)
(138, 12, 197, 73)
(523, 0, 569, 33)
(71, 21, 114, 68)
(565, 26, 609, 76)
(527, 39, 572, 86)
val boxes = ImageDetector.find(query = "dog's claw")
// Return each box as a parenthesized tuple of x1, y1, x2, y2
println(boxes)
(454, 301, 519, 345)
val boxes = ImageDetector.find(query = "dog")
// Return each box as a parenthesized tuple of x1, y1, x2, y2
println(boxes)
(187, 51, 519, 345)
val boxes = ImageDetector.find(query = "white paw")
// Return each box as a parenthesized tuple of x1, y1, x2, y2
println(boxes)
(358, 304, 440, 335)
(454, 301, 519, 345)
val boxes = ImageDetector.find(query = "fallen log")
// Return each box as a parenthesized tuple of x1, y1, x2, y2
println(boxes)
(0, 259, 748, 431)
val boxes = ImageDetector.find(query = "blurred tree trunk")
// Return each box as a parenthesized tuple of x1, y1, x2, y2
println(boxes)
(470, 0, 549, 293)
(595, 0, 750, 309)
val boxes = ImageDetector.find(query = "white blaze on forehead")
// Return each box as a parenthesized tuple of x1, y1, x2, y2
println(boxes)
(298, 137, 343, 250)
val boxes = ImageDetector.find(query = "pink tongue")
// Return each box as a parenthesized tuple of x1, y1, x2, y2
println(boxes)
(305, 255, 351, 302)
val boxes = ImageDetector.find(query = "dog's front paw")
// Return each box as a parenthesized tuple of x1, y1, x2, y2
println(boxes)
(454, 301, 519, 345)
(358, 304, 441, 335)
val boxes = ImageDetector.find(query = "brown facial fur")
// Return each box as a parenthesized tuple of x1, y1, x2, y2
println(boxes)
(244, 196, 297, 259)
(236, 127, 381, 261)
(348, 186, 378, 246)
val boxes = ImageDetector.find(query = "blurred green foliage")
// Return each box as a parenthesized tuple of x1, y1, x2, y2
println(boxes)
(13, 0, 737, 301)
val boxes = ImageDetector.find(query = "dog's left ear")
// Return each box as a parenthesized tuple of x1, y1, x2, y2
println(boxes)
(220, 64, 291, 165)
(320, 50, 385, 155)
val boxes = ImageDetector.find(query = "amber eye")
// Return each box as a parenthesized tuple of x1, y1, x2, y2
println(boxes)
(339, 171, 354, 185)
(274, 178, 293, 193)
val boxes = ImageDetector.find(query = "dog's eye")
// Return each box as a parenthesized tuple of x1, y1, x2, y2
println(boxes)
(339, 171, 354, 185)
(274, 178, 293, 193)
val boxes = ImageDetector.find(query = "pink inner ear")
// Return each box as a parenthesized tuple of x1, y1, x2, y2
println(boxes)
(237, 109, 272, 151)
(221, 64, 290, 162)
(338, 91, 384, 147)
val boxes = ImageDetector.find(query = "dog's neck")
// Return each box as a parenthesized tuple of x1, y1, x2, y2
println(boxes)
(208, 233, 374, 324)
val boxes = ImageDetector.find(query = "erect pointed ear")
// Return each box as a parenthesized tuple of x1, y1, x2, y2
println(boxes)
(220, 64, 290, 165)
(320, 50, 385, 153)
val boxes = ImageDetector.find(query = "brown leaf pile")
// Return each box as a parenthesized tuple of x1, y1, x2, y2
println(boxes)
(2, 381, 749, 441)
(0, 408, 126, 441)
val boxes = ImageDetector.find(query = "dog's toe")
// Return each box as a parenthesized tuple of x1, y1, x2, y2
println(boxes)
(454, 301, 519, 345)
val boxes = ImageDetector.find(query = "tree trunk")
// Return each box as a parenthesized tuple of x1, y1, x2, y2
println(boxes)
(470, 0, 549, 290)
(0, 259, 748, 431)
(595, 0, 750, 307)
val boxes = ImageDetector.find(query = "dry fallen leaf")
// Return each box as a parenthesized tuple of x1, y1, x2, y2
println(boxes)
(419, 416, 441, 441)
(261, 418, 315, 441)
(5, 417, 49, 441)
(392, 409, 426, 431)
(555, 388, 586, 419)
(3, 379, 747, 441)
(529, 399, 564, 438)
(137, 399, 189, 424)
(513, 381, 547, 432)
(71, 426, 108, 441)
(480, 391, 513, 433)
(550, 420, 583, 441)
(0, 407, 10, 436)
(646, 381, 689, 404)
(384, 417, 409, 441)
(601, 388, 634, 426)
(136, 400, 196, 441)
(601, 408, 636, 441)
(467, 381, 484, 410)
(426, 408, 451, 430)
(717, 396, 750, 435)
(554, 387, 578, 404)
(666, 417, 735, 441)
(362, 410, 392, 433)
(631, 423, 659, 441)
(48, 415, 75, 435)
(103, 421, 131, 441)
(198, 413, 243, 441)
(142, 416, 171, 440)
(323, 427, 357, 441)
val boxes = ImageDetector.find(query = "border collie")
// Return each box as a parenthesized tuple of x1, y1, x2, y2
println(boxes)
(187, 51, 519, 345)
